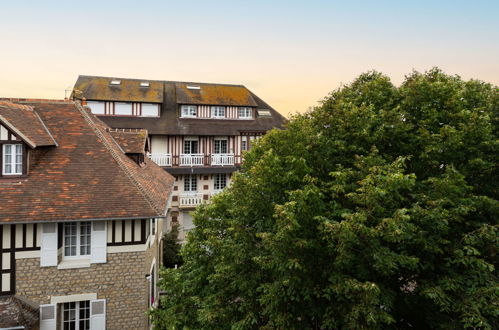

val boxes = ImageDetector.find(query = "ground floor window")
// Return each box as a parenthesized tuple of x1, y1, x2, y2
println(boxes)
(62, 300, 90, 330)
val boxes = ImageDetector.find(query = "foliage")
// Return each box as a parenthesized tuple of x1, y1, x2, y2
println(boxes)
(151, 68, 499, 329)
(162, 223, 183, 269)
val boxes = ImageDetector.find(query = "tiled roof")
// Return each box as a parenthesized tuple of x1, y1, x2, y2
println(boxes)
(73, 76, 164, 103)
(0, 296, 39, 329)
(0, 101, 57, 148)
(109, 128, 148, 154)
(175, 82, 258, 106)
(0, 100, 174, 223)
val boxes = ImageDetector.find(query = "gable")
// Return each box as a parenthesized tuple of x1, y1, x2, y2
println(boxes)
(0, 122, 21, 142)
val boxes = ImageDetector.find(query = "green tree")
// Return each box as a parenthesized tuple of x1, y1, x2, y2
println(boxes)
(151, 69, 498, 329)
(162, 223, 183, 269)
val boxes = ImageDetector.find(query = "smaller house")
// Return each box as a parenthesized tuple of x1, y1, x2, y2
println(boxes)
(0, 99, 174, 330)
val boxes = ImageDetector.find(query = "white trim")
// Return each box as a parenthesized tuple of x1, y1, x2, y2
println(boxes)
(2, 144, 23, 175)
(50, 293, 97, 304)
(57, 259, 91, 269)
(15, 250, 40, 259)
(107, 243, 148, 253)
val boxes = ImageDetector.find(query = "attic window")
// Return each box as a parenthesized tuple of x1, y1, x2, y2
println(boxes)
(186, 85, 201, 90)
(140, 82, 150, 87)
(110, 80, 121, 85)
(257, 110, 272, 117)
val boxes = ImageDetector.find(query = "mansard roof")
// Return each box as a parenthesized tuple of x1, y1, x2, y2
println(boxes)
(109, 128, 148, 154)
(0, 101, 57, 148)
(0, 99, 174, 223)
(73, 75, 164, 103)
(73, 75, 287, 135)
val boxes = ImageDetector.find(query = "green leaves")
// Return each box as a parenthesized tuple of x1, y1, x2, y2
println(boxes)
(152, 69, 499, 329)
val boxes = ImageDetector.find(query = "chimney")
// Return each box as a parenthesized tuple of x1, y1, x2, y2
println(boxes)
(81, 98, 87, 106)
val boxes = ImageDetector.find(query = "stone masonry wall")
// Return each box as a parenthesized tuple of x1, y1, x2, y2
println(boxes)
(16, 251, 150, 330)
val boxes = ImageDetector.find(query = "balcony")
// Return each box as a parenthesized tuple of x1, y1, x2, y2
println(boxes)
(179, 193, 204, 208)
(211, 153, 235, 166)
(148, 153, 172, 167)
(180, 154, 204, 166)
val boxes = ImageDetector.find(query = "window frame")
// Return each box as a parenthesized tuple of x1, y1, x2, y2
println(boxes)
(214, 138, 228, 154)
(184, 174, 198, 192)
(62, 300, 90, 330)
(183, 138, 199, 154)
(63, 221, 91, 260)
(214, 173, 227, 191)
(114, 102, 133, 116)
(141, 103, 160, 117)
(211, 106, 226, 118)
(241, 136, 248, 151)
(181, 105, 197, 118)
(238, 107, 253, 119)
(2, 143, 23, 176)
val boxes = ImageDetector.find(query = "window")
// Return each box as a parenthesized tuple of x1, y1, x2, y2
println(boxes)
(86, 101, 105, 115)
(214, 173, 227, 191)
(140, 82, 150, 87)
(184, 139, 198, 154)
(211, 106, 226, 118)
(184, 175, 197, 192)
(238, 107, 252, 119)
(181, 105, 197, 118)
(62, 301, 90, 330)
(114, 102, 133, 116)
(241, 136, 248, 151)
(142, 103, 159, 117)
(2, 144, 22, 175)
(149, 263, 157, 308)
(257, 110, 272, 117)
(110, 80, 121, 85)
(214, 138, 228, 154)
(64, 222, 91, 258)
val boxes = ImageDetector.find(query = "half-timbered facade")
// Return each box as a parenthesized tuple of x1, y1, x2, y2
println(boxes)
(73, 76, 285, 241)
(0, 100, 174, 330)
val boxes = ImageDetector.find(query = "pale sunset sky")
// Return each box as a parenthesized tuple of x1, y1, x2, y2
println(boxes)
(0, 0, 497, 116)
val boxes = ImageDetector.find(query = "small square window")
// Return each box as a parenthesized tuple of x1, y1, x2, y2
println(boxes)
(211, 106, 226, 118)
(238, 107, 252, 119)
(181, 105, 197, 118)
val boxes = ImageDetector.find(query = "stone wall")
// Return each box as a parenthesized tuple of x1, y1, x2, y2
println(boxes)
(16, 251, 150, 330)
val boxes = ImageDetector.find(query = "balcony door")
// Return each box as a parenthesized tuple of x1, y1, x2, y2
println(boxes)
(184, 138, 198, 154)
(214, 138, 228, 154)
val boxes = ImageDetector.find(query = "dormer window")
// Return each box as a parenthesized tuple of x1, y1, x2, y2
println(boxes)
(238, 107, 252, 119)
(181, 105, 197, 118)
(2, 144, 23, 175)
(211, 106, 226, 118)
(110, 80, 121, 85)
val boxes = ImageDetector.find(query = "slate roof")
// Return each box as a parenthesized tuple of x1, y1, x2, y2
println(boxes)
(175, 82, 258, 106)
(73, 76, 163, 103)
(0, 99, 174, 223)
(73, 75, 287, 135)
(109, 128, 148, 154)
(0, 101, 57, 148)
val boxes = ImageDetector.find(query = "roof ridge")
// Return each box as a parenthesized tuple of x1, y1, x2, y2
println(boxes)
(77, 75, 246, 87)
(74, 102, 165, 216)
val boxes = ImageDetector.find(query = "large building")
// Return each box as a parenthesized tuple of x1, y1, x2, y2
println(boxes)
(0, 99, 174, 329)
(73, 76, 286, 240)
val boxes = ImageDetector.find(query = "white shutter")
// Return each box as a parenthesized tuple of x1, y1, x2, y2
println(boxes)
(90, 299, 106, 330)
(40, 223, 58, 267)
(40, 304, 56, 330)
(91, 221, 107, 263)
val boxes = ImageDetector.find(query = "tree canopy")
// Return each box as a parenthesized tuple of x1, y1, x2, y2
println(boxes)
(152, 69, 498, 329)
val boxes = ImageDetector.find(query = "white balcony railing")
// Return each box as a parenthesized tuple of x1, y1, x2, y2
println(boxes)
(148, 153, 172, 167)
(211, 153, 235, 166)
(180, 154, 204, 166)
(179, 193, 204, 207)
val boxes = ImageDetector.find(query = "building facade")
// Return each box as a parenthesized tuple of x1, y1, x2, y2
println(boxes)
(73, 76, 285, 240)
(0, 100, 174, 329)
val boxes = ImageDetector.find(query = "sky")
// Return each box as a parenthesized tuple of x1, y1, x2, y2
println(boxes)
(0, 0, 498, 116)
